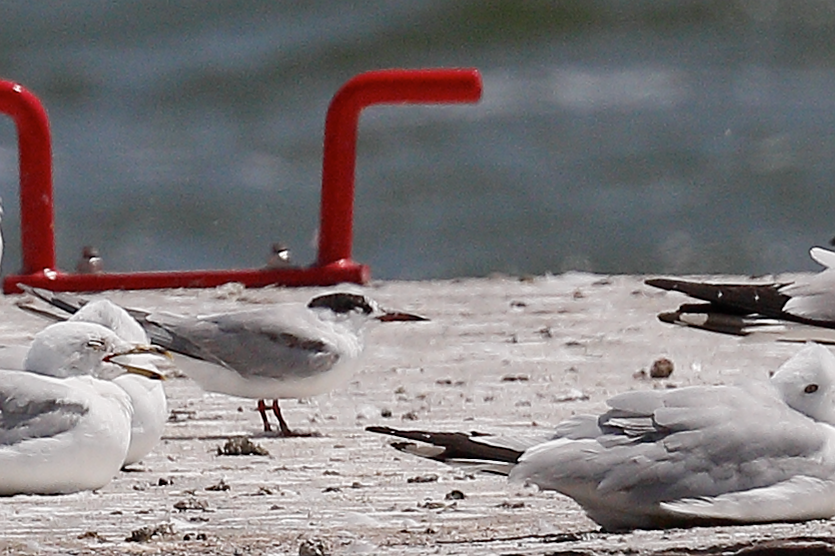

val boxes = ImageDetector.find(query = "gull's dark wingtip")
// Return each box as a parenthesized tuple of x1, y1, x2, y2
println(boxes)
(657, 309, 752, 336)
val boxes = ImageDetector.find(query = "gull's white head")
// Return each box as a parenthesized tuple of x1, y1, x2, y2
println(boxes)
(69, 299, 148, 343)
(24, 321, 166, 381)
(771, 342, 835, 425)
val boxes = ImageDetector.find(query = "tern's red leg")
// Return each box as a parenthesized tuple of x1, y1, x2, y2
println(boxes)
(257, 399, 273, 432)
(270, 399, 294, 437)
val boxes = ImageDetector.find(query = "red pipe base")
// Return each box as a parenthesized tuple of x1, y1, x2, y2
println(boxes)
(3, 261, 370, 294)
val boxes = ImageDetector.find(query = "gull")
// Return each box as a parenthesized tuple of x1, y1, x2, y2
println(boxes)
(10, 300, 170, 465)
(368, 344, 835, 531)
(645, 246, 835, 340)
(0, 322, 165, 495)
(65, 300, 168, 465)
(18, 287, 427, 436)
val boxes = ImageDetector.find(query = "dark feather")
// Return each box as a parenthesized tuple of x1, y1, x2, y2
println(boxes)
(366, 426, 522, 464)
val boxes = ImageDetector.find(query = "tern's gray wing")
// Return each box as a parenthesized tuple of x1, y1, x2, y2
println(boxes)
(0, 372, 87, 446)
(16, 284, 87, 316)
(144, 310, 339, 380)
(513, 383, 835, 527)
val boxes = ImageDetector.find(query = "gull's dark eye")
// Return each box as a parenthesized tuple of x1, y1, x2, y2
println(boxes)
(805, 384, 819, 394)
(86, 338, 106, 351)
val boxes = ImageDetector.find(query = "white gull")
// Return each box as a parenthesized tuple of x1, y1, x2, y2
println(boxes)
(0, 322, 165, 495)
(369, 344, 835, 530)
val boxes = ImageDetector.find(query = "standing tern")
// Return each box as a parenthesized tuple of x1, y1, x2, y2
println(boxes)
(0, 322, 165, 495)
(646, 246, 835, 339)
(18, 287, 427, 436)
(369, 344, 835, 531)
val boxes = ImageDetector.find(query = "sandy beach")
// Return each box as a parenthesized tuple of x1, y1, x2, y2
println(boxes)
(0, 273, 832, 555)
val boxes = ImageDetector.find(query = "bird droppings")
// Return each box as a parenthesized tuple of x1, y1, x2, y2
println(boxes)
(650, 357, 675, 378)
(418, 500, 452, 511)
(125, 522, 176, 543)
(76, 531, 107, 543)
(252, 486, 275, 496)
(435, 378, 466, 386)
(552, 388, 590, 402)
(168, 408, 197, 422)
(408, 473, 440, 484)
(173, 498, 210, 512)
(205, 478, 230, 491)
(299, 537, 330, 556)
(216, 436, 270, 456)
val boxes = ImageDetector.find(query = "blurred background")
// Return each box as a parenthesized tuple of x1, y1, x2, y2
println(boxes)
(1, 1, 835, 281)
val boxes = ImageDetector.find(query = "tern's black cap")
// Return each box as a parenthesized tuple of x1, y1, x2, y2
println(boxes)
(307, 293, 374, 315)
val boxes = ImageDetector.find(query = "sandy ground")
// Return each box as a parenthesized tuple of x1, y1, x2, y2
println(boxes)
(0, 273, 833, 555)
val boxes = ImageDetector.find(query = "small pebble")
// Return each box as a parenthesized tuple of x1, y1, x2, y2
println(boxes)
(650, 357, 674, 379)
(445, 490, 466, 500)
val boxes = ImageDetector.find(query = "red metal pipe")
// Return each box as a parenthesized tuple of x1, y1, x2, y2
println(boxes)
(0, 82, 56, 274)
(1, 68, 482, 293)
(318, 68, 482, 266)
(3, 264, 370, 294)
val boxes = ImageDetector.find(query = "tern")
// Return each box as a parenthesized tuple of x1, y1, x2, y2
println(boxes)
(369, 344, 835, 531)
(18, 287, 427, 436)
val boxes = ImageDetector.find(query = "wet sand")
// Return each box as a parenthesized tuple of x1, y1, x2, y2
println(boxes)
(0, 273, 832, 555)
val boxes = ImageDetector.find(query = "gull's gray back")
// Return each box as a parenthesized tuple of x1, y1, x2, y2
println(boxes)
(512, 382, 835, 529)
(0, 371, 88, 446)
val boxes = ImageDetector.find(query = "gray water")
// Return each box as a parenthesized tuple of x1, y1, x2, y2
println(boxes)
(1, 1, 835, 281)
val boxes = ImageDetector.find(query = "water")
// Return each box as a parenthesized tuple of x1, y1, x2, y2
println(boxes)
(1, 1, 835, 281)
